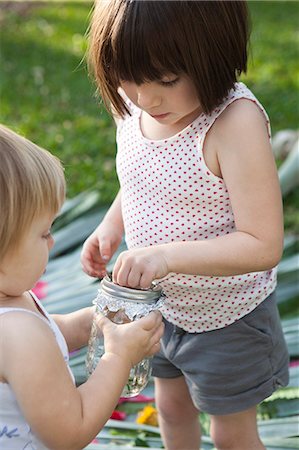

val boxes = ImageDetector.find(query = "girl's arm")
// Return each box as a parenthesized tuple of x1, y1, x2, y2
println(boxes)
(1, 309, 163, 450)
(80, 190, 124, 278)
(101, 189, 124, 234)
(112, 100, 284, 288)
(51, 306, 94, 352)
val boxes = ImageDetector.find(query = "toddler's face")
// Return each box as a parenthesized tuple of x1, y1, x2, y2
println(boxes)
(120, 74, 202, 128)
(0, 213, 55, 297)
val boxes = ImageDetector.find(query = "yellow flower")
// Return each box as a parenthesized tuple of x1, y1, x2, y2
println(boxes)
(136, 404, 159, 427)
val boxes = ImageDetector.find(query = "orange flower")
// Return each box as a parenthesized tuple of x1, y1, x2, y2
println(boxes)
(136, 404, 159, 427)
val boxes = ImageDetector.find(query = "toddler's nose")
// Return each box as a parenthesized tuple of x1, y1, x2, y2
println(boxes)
(48, 235, 55, 250)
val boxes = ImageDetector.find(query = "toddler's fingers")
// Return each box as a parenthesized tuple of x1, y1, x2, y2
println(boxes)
(148, 341, 161, 357)
(148, 321, 164, 347)
(154, 320, 165, 340)
(95, 311, 113, 332)
(139, 310, 163, 331)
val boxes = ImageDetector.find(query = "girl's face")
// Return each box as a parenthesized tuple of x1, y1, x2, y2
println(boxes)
(0, 213, 55, 297)
(121, 74, 202, 128)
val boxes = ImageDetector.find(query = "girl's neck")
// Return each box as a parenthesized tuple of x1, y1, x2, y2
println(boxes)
(140, 106, 203, 141)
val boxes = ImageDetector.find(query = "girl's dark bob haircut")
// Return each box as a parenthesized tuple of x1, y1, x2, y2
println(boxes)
(88, 0, 250, 118)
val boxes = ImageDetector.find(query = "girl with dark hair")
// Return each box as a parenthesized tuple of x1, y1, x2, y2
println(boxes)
(81, 2, 289, 449)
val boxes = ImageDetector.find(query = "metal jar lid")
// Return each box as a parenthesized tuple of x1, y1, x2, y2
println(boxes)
(100, 275, 163, 304)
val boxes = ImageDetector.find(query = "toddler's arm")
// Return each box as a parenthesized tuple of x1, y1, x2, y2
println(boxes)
(1, 309, 163, 449)
(51, 306, 94, 352)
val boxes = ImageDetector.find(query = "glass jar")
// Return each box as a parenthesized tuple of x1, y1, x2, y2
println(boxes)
(86, 275, 164, 397)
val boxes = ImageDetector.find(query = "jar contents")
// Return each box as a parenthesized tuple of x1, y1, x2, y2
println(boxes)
(86, 276, 164, 397)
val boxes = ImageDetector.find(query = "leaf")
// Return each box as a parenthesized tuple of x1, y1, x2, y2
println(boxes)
(52, 191, 101, 231)
(279, 139, 299, 197)
(49, 212, 105, 258)
(258, 417, 299, 439)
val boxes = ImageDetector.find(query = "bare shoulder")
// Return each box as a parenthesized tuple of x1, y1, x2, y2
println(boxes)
(0, 311, 55, 381)
(213, 98, 269, 145)
(203, 98, 270, 177)
(0, 311, 55, 355)
(0, 309, 54, 339)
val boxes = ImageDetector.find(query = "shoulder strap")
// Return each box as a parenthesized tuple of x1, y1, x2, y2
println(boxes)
(0, 307, 50, 325)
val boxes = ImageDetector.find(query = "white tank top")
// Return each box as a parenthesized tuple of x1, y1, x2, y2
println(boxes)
(116, 82, 277, 332)
(0, 292, 74, 450)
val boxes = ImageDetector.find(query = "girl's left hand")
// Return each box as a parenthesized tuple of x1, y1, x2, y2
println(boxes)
(112, 246, 169, 289)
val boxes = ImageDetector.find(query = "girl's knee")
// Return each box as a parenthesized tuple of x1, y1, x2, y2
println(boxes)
(210, 426, 260, 450)
(156, 394, 199, 425)
(154, 378, 201, 450)
(210, 431, 263, 450)
(210, 408, 261, 450)
(210, 427, 236, 450)
(155, 376, 199, 423)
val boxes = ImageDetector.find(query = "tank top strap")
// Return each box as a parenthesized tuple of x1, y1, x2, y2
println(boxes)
(0, 306, 49, 325)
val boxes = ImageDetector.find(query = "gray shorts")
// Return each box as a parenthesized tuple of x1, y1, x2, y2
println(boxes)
(152, 292, 289, 415)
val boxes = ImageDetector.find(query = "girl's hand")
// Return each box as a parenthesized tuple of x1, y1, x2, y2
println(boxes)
(112, 246, 169, 289)
(96, 310, 164, 367)
(81, 222, 123, 278)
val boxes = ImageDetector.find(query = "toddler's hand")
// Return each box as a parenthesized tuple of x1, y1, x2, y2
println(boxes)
(81, 223, 122, 278)
(112, 246, 169, 289)
(96, 311, 164, 367)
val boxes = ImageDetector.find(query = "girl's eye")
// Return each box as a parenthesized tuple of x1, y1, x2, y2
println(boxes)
(43, 232, 52, 240)
(160, 77, 179, 87)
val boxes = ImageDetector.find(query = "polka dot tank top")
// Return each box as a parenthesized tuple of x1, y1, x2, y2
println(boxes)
(116, 82, 277, 333)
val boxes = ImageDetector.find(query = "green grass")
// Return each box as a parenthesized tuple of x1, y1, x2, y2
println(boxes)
(0, 1, 118, 203)
(244, 1, 299, 131)
(0, 1, 298, 228)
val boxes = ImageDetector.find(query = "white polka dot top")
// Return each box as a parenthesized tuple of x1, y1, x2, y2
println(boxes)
(116, 82, 277, 333)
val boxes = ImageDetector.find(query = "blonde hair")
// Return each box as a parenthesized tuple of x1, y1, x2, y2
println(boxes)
(0, 125, 66, 261)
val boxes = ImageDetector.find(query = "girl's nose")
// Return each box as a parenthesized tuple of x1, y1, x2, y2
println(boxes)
(137, 84, 161, 109)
